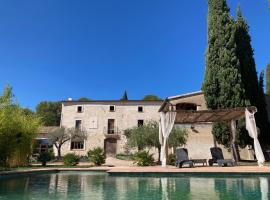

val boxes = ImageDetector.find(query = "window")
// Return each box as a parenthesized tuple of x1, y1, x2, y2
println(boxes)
(175, 103, 197, 111)
(70, 140, 84, 150)
(75, 120, 82, 129)
(138, 120, 144, 127)
(138, 106, 143, 112)
(109, 106, 115, 112)
(108, 119, 115, 134)
(77, 106, 83, 113)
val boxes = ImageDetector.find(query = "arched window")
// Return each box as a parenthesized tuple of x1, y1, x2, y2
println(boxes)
(175, 103, 197, 111)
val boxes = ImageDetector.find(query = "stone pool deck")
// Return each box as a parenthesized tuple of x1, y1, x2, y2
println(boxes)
(1, 165, 270, 177)
(104, 165, 270, 174)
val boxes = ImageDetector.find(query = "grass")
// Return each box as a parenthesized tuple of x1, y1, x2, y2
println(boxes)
(116, 154, 134, 161)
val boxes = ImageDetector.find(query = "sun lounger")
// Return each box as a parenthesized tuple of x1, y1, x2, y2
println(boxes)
(175, 148, 194, 168)
(208, 147, 235, 167)
(175, 148, 207, 167)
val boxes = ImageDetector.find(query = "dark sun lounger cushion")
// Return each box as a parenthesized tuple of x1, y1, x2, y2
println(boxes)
(208, 147, 235, 167)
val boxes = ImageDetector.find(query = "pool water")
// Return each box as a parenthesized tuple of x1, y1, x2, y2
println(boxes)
(0, 172, 269, 200)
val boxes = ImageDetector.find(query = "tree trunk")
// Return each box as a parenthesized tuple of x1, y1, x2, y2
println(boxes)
(157, 147, 161, 164)
(57, 146, 61, 160)
(213, 135, 217, 147)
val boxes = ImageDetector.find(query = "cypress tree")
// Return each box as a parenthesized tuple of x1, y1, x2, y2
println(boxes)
(266, 64, 270, 95)
(202, 0, 246, 110)
(120, 90, 128, 101)
(235, 7, 258, 107)
(257, 70, 269, 144)
(202, 0, 250, 159)
(235, 7, 269, 144)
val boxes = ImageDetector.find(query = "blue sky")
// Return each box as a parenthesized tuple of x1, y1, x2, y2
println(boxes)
(0, 1, 269, 110)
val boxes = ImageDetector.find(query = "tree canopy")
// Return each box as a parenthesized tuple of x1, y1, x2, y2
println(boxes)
(124, 121, 187, 162)
(266, 64, 270, 95)
(36, 101, 61, 126)
(202, 0, 247, 109)
(142, 95, 162, 101)
(202, 1, 258, 153)
(48, 127, 87, 159)
(78, 97, 91, 101)
(0, 85, 40, 167)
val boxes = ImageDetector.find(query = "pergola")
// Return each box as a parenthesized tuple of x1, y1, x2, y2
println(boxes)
(158, 101, 265, 167)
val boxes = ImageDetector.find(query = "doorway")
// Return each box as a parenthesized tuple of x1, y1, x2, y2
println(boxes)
(104, 138, 117, 157)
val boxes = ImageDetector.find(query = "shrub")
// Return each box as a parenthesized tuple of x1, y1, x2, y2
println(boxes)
(87, 147, 106, 166)
(133, 151, 155, 166)
(37, 150, 54, 166)
(168, 154, 176, 166)
(63, 153, 80, 166)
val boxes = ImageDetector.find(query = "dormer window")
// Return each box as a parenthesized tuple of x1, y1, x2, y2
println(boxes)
(110, 106, 115, 112)
(77, 106, 83, 113)
(138, 106, 143, 112)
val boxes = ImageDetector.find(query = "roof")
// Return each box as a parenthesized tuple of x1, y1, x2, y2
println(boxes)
(62, 100, 164, 105)
(36, 126, 59, 139)
(38, 126, 59, 134)
(172, 107, 257, 124)
(168, 91, 203, 100)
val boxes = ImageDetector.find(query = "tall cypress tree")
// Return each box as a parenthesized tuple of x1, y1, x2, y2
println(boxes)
(120, 90, 128, 101)
(202, 0, 250, 159)
(235, 7, 269, 144)
(235, 7, 258, 107)
(257, 70, 269, 143)
(266, 64, 270, 95)
(202, 0, 246, 110)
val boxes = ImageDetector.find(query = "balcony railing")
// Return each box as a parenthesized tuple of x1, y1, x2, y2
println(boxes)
(103, 126, 121, 139)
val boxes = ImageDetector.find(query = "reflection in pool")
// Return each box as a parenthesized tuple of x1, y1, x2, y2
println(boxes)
(0, 172, 269, 200)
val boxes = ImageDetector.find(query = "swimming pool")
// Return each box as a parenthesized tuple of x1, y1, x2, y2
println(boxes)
(0, 171, 269, 199)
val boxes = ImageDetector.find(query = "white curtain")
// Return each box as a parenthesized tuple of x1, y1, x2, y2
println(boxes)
(245, 109, 265, 166)
(159, 111, 176, 167)
(161, 178, 169, 200)
(260, 177, 269, 200)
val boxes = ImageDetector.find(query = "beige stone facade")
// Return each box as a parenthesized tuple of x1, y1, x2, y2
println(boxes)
(59, 100, 162, 156)
(168, 91, 253, 160)
(58, 91, 254, 160)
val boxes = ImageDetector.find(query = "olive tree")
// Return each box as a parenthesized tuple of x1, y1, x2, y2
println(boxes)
(48, 127, 87, 159)
(124, 121, 188, 162)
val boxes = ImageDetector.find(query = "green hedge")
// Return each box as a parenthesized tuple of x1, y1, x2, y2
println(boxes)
(63, 153, 80, 166)
(87, 147, 106, 166)
(133, 151, 154, 166)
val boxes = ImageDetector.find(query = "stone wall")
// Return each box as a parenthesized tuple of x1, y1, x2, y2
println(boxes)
(58, 93, 254, 161)
(59, 101, 162, 156)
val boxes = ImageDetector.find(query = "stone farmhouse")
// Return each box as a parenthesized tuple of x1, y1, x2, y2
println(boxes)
(58, 91, 255, 160)
(59, 99, 163, 157)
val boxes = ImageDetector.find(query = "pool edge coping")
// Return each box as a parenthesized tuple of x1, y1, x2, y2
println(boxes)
(2, 166, 270, 177)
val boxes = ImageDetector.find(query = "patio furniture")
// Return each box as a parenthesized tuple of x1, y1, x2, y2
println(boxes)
(175, 148, 194, 168)
(208, 147, 235, 167)
(191, 159, 207, 166)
